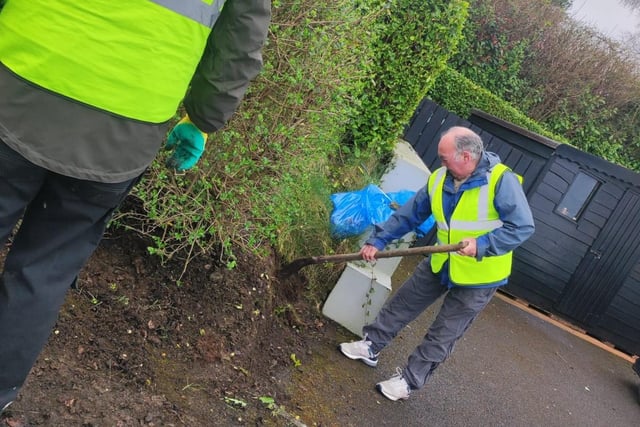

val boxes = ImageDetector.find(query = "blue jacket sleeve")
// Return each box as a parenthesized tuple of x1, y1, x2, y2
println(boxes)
(365, 185, 433, 250)
(475, 171, 535, 259)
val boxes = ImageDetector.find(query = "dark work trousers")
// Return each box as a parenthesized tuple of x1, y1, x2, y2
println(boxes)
(0, 141, 140, 407)
(363, 257, 497, 390)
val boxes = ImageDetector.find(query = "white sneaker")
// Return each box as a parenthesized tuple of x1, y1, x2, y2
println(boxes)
(376, 368, 411, 401)
(338, 337, 379, 367)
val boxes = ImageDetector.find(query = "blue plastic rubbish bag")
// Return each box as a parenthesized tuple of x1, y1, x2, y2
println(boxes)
(330, 184, 434, 238)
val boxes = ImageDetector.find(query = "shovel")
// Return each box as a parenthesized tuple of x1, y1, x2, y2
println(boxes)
(279, 241, 467, 277)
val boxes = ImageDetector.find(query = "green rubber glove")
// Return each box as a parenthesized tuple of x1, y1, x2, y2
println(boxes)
(165, 115, 208, 171)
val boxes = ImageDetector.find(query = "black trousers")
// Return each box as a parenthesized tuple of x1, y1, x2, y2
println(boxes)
(0, 140, 139, 406)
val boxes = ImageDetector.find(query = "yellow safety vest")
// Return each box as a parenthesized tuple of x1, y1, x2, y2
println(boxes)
(428, 163, 516, 285)
(0, 0, 225, 123)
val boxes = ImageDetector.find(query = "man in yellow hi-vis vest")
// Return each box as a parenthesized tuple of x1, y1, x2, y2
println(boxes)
(339, 126, 535, 401)
(0, 0, 270, 412)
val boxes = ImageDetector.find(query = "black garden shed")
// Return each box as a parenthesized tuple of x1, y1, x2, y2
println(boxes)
(404, 99, 640, 356)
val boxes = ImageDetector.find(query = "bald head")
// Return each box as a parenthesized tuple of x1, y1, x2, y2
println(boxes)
(441, 126, 484, 160)
(437, 127, 484, 180)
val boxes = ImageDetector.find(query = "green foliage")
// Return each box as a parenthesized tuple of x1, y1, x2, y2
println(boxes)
(449, 0, 529, 101)
(611, 103, 640, 171)
(428, 67, 566, 142)
(346, 0, 469, 158)
(120, 1, 377, 278)
(114, 0, 639, 306)
(429, 67, 639, 171)
(117, 0, 471, 289)
(544, 94, 625, 165)
(289, 353, 302, 367)
(445, 0, 640, 172)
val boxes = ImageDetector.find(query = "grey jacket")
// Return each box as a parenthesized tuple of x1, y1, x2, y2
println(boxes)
(0, 0, 271, 183)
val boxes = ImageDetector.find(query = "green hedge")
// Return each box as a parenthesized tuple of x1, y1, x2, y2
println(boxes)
(347, 0, 469, 158)
(429, 67, 637, 170)
(428, 67, 566, 143)
(119, 1, 471, 284)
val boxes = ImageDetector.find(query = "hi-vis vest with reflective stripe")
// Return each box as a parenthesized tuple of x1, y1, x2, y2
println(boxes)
(0, 0, 225, 123)
(428, 163, 517, 285)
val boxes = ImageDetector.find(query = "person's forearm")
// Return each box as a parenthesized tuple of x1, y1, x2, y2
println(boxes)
(365, 186, 432, 250)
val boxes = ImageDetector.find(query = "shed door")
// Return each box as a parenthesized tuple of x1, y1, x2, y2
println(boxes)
(555, 189, 640, 326)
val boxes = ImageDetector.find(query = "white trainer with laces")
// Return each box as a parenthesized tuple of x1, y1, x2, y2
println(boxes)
(338, 337, 379, 367)
(376, 367, 411, 401)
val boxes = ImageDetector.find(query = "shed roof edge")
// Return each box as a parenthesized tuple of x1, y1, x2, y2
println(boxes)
(469, 109, 560, 150)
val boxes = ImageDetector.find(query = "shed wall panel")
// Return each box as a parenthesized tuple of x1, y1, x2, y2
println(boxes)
(404, 99, 640, 355)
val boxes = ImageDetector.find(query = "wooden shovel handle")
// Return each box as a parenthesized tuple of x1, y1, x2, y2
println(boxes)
(310, 241, 467, 264)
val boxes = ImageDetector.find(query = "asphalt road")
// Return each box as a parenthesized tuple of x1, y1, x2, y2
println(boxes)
(287, 257, 640, 427)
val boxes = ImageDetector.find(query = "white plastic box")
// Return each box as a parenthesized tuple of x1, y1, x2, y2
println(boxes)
(322, 262, 391, 337)
(322, 140, 430, 337)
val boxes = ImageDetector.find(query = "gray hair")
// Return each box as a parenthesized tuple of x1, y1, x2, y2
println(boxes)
(442, 126, 484, 160)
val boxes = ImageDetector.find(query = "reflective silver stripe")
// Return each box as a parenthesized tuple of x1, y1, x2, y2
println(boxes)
(477, 172, 491, 219)
(428, 168, 447, 199)
(149, 0, 225, 28)
(430, 169, 448, 231)
(450, 219, 504, 231)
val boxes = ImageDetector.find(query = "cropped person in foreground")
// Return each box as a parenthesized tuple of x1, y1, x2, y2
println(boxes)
(0, 0, 271, 412)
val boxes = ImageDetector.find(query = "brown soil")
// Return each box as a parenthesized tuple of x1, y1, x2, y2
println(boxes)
(1, 225, 337, 426)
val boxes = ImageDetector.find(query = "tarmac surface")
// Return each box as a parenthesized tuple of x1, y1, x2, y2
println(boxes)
(287, 257, 640, 427)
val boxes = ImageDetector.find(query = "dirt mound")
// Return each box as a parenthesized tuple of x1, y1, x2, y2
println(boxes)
(1, 228, 331, 426)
